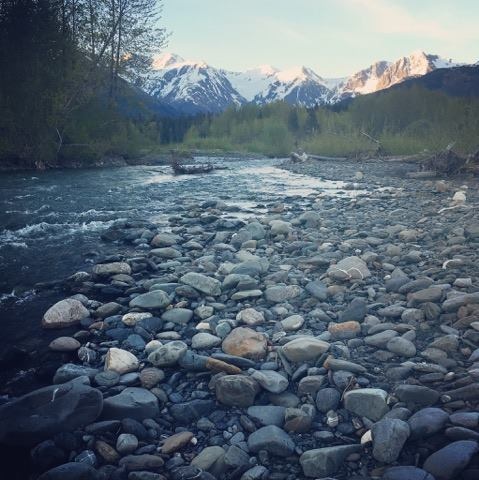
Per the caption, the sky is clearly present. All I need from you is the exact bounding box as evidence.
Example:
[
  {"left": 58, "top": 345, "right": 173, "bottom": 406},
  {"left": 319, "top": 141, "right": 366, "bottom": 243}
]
[{"left": 161, "top": 0, "right": 479, "bottom": 77}]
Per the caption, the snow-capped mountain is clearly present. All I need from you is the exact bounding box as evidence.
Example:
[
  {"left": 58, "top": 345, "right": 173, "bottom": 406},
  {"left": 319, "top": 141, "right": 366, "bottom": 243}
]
[
  {"left": 146, "top": 51, "right": 463, "bottom": 114},
  {"left": 146, "top": 53, "right": 245, "bottom": 114}
]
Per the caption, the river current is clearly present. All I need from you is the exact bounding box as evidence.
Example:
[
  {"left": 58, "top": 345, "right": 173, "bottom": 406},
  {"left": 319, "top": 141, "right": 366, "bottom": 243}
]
[{"left": 0, "top": 157, "right": 359, "bottom": 352}]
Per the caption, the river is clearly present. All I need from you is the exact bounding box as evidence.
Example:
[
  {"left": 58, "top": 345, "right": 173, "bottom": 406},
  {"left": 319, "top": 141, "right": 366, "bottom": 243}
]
[{"left": 0, "top": 157, "right": 360, "bottom": 355}]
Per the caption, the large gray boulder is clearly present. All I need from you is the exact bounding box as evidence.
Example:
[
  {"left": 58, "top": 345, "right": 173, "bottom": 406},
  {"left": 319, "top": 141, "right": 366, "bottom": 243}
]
[
  {"left": 102, "top": 387, "right": 159, "bottom": 421},
  {"left": 0, "top": 379, "right": 103, "bottom": 446}
]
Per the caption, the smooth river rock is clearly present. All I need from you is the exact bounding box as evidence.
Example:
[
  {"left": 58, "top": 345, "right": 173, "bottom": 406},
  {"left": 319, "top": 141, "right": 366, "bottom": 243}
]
[{"left": 42, "top": 298, "right": 89, "bottom": 329}]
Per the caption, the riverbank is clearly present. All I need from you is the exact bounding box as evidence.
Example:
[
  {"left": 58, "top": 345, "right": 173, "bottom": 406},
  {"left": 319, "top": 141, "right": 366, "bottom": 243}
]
[{"left": 1, "top": 157, "right": 478, "bottom": 479}]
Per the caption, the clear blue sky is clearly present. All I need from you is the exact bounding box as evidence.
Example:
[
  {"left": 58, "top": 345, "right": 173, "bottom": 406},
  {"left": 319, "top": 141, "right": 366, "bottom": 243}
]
[{"left": 161, "top": 0, "right": 479, "bottom": 76}]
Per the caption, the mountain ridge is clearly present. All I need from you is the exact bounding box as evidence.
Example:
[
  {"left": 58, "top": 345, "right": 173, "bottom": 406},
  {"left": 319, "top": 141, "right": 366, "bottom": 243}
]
[{"left": 145, "top": 51, "right": 467, "bottom": 114}]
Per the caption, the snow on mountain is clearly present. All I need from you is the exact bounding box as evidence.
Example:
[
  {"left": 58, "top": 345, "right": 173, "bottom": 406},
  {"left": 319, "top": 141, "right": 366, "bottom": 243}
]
[
  {"left": 146, "top": 56, "right": 245, "bottom": 115},
  {"left": 146, "top": 51, "right": 464, "bottom": 114}
]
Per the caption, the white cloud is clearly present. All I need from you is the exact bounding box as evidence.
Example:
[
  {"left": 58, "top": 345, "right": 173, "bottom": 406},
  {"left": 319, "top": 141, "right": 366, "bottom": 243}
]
[{"left": 346, "top": 0, "right": 477, "bottom": 42}]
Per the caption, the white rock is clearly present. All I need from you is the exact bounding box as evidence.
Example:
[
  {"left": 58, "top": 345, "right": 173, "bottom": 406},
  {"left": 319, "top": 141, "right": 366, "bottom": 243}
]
[
  {"left": 270, "top": 220, "right": 292, "bottom": 236},
  {"left": 281, "top": 315, "right": 304, "bottom": 331},
  {"left": 236, "top": 308, "right": 265, "bottom": 326},
  {"left": 122, "top": 312, "right": 152, "bottom": 326},
  {"left": 105, "top": 348, "right": 139, "bottom": 374},
  {"left": 452, "top": 191, "right": 466, "bottom": 204},
  {"left": 93, "top": 262, "right": 131, "bottom": 276},
  {"left": 282, "top": 338, "right": 330, "bottom": 362},
  {"left": 145, "top": 340, "right": 163, "bottom": 353},
  {"left": 42, "top": 298, "right": 89, "bottom": 329}
]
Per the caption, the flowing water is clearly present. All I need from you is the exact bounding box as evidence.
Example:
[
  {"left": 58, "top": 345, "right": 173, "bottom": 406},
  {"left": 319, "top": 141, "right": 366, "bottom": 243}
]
[{"left": 0, "top": 157, "right": 364, "bottom": 352}]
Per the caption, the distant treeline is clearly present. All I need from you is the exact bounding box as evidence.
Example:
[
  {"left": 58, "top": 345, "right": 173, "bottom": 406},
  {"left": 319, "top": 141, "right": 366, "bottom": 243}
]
[{"left": 182, "top": 86, "right": 479, "bottom": 157}]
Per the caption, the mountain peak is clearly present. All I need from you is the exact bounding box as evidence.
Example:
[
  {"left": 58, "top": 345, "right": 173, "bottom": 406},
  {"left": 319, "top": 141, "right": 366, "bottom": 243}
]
[{"left": 152, "top": 52, "right": 185, "bottom": 70}]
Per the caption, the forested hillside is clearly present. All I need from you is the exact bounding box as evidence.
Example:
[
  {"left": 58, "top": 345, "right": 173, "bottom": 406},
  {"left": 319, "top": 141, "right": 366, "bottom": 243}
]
[
  {"left": 0, "top": 0, "right": 173, "bottom": 168},
  {"left": 183, "top": 79, "right": 479, "bottom": 157}
]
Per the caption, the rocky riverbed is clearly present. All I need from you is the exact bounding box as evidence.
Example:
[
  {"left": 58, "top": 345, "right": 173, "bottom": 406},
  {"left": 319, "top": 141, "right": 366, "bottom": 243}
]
[{"left": 0, "top": 157, "right": 478, "bottom": 480}]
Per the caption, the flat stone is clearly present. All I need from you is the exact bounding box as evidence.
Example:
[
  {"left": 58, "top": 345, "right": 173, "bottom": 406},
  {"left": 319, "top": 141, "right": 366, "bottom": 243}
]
[
  {"left": 328, "top": 321, "right": 361, "bottom": 340},
  {"left": 116, "top": 433, "right": 138, "bottom": 454},
  {"left": 339, "top": 297, "right": 367, "bottom": 322},
  {"left": 216, "top": 375, "right": 260, "bottom": 407},
  {"left": 249, "top": 369, "right": 289, "bottom": 393},
  {"left": 343, "top": 388, "right": 389, "bottom": 421},
  {"left": 305, "top": 281, "right": 328, "bottom": 301},
  {"left": 265, "top": 285, "right": 302, "bottom": 303},
  {"left": 180, "top": 272, "right": 222, "bottom": 296},
  {"left": 161, "top": 431, "right": 194, "bottom": 453},
  {"left": 281, "top": 315, "right": 305, "bottom": 331},
  {"left": 395, "top": 385, "right": 439, "bottom": 408},
  {"left": 247, "top": 425, "right": 295, "bottom": 456},
  {"left": 423, "top": 440, "right": 478, "bottom": 480},
  {"left": 129, "top": 291, "right": 171, "bottom": 310},
  {"left": 327, "top": 256, "right": 370, "bottom": 281},
  {"left": 42, "top": 299, "right": 89, "bottom": 329},
  {"left": 387, "top": 337, "right": 417, "bottom": 357},
  {"left": 119, "top": 454, "right": 164, "bottom": 471},
  {"left": 161, "top": 308, "right": 193, "bottom": 325},
  {"left": 102, "top": 387, "right": 159, "bottom": 421},
  {"left": 247, "top": 405, "right": 286, "bottom": 426},
  {"left": 222, "top": 327, "right": 267, "bottom": 360},
  {"left": 282, "top": 338, "right": 330, "bottom": 363},
  {"left": 53, "top": 364, "right": 98, "bottom": 384},
  {"left": 93, "top": 262, "right": 131, "bottom": 277},
  {"left": 300, "top": 445, "right": 362, "bottom": 478},
  {"left": 192, "top": 332, "right": 222, "bottom": 349}
]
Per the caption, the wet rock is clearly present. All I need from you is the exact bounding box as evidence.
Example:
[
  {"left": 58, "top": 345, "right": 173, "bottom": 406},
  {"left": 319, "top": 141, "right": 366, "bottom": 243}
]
[
  {"left": 37, "top": 462, "right": 100, "bottom": 480},
  {"left": 327, "top": 256, "right": 370, "bottom": 281},
  {"left": 236, "top": 308, "right": 265, "bottom": 326},
  {"left": 265, "top": 285, "right": 302, "bottom": 303},
  {"left": 0, "top": 379, "right": 102, "bottom": 446},
  {"left": 382, "top": 466, "right": 435, "bottom": 480},
  {"left": 102, "top": 387, "right": 159, "bottom": 420},
  {"left": 222, "top": 327, "right": 267, "bottom": 360},
  {"left": 423, "top": 440, "right": 478, "bottom": 480},
  {"left": 116, "top": 433, "right": 139, "bottom": 454},
  {"left": 192, "top": 332, "right": 222, "bottom": 349},
  {"left": 93, "top": 262, "right": 131, "bottom": 277},
  {"left": 119, "top": 454, "right": 164, "bottom": 471},
  {"left": 395, "top": 385, "right": 439, "bottom": 408},
  {"left": 247, "top": 425, "right": 295, "bottom": 456},
  {"left": 190, "top": 446, "right": 225, "bottom": 473},
  {"left": 151, "top": 232, "right": 180, "bottom": 247},
  {"left": 139, "top": 367, "right": 164, "bottom": 389},
  {"left": 386, "top": 337, "right": 416, "bottom": 357},
  {"left": 305, "top": 281, "right": 328, "bottom": 301},
  {"left": 42, "top": 298, "right": 89, "bottom": 329},
  {"left": 170, "top": 400, "right": 216, "bottom": 425},
  {"left": 408, "top": 407, "right": 449, "bottom": 440},
  {"left": 282, "top": 338, "right": 330, "bottom": 362},
  {"left": 316, "top": 388, "right": 341, "bottom": 413},
  {"left": 148, "top": 341, "right": 187, "bottom": 367},
  {"left": 216, "top": 375, "right": 260, "bottom": 407},
  {"left": 49, "top": 336, "right": 81, "bottom": 352},
  {"left": 249, "top": 369, "right": 288, "bottom": 393},
  {"left": 105, "top": 347, "right": 139, "bottom": 374},
  {"left": 129, "top": 291, "right": 171, "bottom": 310},
  {"left": 339, "top": 297, "right": 367, "bottom": 322},
  {"left": 180, "top": 272, "right": 222, "bottom": 296},
  {"left": 300, "top": 445, "right": 362, "bottom": 478},
  {"left": 161, "top": 431, "right": 194, "bottom": 453},
  {"left": 247, "top": 405, "right": 286, "bottom": 426},
  {"left": 281, "top": 314, "right": 304, "bottom": 331},
  {"left": 343, "top": 388, "right": 389, "bottom": 421},
  {"left": 161, "top": 308, "right": 193, "bottom": 325},
  {"left": 371, "top": 418, "right": 410, "bottom": 463}
]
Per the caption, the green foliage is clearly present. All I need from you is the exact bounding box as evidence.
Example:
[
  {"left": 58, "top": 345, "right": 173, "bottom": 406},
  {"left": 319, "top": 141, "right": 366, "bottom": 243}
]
[{"left": 182, "top": 86, "right": 479, "bottom": 157}]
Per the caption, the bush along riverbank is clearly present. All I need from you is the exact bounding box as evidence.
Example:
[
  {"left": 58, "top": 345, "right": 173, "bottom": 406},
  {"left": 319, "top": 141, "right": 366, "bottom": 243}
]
[{"left": 1, "top": 159, "right": 479, "bottom": 479}]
